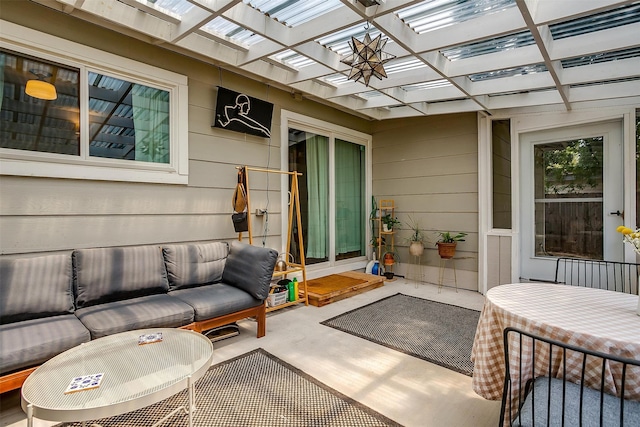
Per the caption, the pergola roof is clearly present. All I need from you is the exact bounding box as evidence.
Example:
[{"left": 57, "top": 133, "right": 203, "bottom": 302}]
[{"left": 33, "top": 0, "right": 640, "bottom": 120}]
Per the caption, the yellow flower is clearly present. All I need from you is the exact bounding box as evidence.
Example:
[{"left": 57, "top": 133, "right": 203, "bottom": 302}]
[
  {"left": 616, "top": 225, "right": 627, "bottom": 233},
  {"left": 621, "top": 227, "right": 633, "bottom": 235}
]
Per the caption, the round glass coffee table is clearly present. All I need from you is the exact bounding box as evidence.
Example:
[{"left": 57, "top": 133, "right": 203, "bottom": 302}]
[{"left": 21, "top": 328, "right": 213, "bottom": 427}]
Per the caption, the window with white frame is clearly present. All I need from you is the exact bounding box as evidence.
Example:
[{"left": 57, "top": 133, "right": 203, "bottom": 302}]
[{"left": 0, "top": 22, "right": 188, "bottom": 184}]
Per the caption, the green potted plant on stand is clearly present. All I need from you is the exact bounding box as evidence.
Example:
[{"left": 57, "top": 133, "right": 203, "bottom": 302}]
[
  {"left": 436, "top": 231, "right": 467, "bottom": 259},
  {"left": 382, "top": 214, "right": 401, "bottom": 232},
  {"left": 404, "top": 215, "right": 426, "bottom": 257}
]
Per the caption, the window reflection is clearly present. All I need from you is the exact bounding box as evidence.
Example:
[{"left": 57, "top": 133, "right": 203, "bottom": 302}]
[
  {"left": 88, "top": 72, "right": 170, "bottom": 163},
  {"left": 0, "top": 48, "right": 80, "bottom": 155}
]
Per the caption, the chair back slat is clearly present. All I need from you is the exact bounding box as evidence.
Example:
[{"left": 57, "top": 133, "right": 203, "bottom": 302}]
[
  {"left": 499, "top": 327, "right": 640, "bottom": 427},
  {"left": 554, "top": 257, "right": 639, "bottom": 294}
]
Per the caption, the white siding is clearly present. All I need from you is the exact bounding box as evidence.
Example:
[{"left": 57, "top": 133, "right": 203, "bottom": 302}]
[{"left": 0, "top": 2, "right": 370, "bottom": 256}]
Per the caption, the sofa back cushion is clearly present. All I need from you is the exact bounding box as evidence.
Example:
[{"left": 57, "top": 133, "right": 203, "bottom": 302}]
[
  {"left": 162, "top": 242, "right": 229, "bottom": 291},
  {"left": 73, "top": 246, "right": 169, "bottom": 309},
  {"left": 0, "top": 254, "right": 74, "bottom": 324},
  {"left": 222, "top": 241, "right": 278, "bottom": 301}
]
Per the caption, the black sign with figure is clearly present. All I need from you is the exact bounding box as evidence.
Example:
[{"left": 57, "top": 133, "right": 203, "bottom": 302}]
[{"left": 213, "top": 87, "right": 273, "bottom": 138}]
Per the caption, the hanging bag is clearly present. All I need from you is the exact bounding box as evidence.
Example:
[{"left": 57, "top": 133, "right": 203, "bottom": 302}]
[{"left": 231, "top": 167, "right": 249, "bottom": 232}]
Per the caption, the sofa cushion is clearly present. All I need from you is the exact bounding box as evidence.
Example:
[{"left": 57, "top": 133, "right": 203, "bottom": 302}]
[
  {"left": 221, "top": 241, "right": 278, "bottom": 301},
  {"left": 514, "top": 376, "right": 640, "bottom": 427},
  {"left": 170, "top": 283, "right": 262, "bottom": 321},
  {"left": 0, "top": 314, "right": 90, "bottom": 374},
  {"left": 74, "top": 294, "right": 194, "bottom": 339},
  {"left": 73, "top": 246, "right": 169, "bottom": 309},
  {"left": 162, "top": 242, "right": 229, "bottom": 291},
  {"left": 0, "top": 254, "right": 74, "bottom": 324}
]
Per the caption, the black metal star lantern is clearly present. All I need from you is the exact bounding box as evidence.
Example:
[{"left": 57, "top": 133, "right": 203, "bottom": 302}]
[{"left": 341, "top": 31, "right": 395, "bottom": 87}]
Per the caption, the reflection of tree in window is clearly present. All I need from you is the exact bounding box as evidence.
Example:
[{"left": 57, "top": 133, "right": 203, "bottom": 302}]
[
  {"left": 541, "top": 138, "right": 603, "bottom": 195},
  {"left": 534, "top": 138, "right": 604, "bottom": 259}
]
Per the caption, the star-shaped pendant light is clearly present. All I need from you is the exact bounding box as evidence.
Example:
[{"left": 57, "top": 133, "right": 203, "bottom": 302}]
[{"left": 340, "top": 31, "right": 395, "bottom": 87}]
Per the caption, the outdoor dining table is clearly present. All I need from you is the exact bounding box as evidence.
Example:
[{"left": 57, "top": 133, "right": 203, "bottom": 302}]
[{"left": 471, "top": 282, "right": 640, "bottom": 418}]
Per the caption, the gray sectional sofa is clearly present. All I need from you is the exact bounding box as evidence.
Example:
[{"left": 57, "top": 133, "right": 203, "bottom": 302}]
[{"left": 0, "top": 240, "right": 278, "bottom": 393}]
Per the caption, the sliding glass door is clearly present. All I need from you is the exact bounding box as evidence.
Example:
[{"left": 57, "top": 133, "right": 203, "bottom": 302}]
[{"left": 288, "top": 128, "right": 366, "bottom": 266}]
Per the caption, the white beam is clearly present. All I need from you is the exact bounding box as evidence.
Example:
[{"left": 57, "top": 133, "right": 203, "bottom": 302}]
[
  {"left": 549, "top": 22, "right": 640, "bottom": 60},
  {"left": 569, "top": 80, "right": 640, "bottom": 103},
  {"left": 172, "top": 0, "right": 243, "bottom": 43},
  {"left": 487, "top": 90, "right": 564, "bottom": 109},
  {"left": 404, "top": 86, "right": 468, "bottom": 104},
  {"left": 531, "top": 0, "right": 634, "bottom": 25},
  {"left": 561, "top": 57, "right": 640, "bottom": 86},
  {"left": 470, "top": 72, "right": 556, "bottom": 96}
]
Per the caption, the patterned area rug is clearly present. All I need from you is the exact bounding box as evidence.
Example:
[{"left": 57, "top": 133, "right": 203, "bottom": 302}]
[
  {"left": 321, "top": 293, "right": 480, "bottom": 376},
  {"left": 56, "top": 348, "right": 400, "bottom": 427}
]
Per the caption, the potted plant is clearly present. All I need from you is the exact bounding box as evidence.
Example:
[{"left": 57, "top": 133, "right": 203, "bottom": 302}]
[
  {"left": 404, "top": 215, "right": 426, "bottom": 256},
  {"left": 382, "top": 248, "right": 400, "bottom": 279},
  {"left": 436, "top": 231, "right": 467, "bottom": 259},
  {"left": 382, "top": 214, "right": 401, "bottom": 232},
  {"left": 369, "top": 235, "right": 385, "bottom": 251}
]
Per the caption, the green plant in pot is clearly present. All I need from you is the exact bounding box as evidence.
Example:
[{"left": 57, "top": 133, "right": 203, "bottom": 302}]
[
  {"left": 404, "top": 215, "right": 426, "bottom": 257},
  {"left": 381, "top": 214, "right": 401, "bottom": 232},
  {"left": 369, "top": 236, "right": 385, "bottom": 252},
  {"left": 436, "top": 231, "right": 467, "bottom": 259}
]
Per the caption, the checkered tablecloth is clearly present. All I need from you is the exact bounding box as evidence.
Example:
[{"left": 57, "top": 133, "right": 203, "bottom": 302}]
[{"left": 471, "top": 283, "right": 640, "bottom": 420}]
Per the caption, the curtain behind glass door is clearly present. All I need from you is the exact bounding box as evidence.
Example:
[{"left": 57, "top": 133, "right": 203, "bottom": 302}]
[
  {"left": 288, "top": 128, "right": 329, "bottom": 265},
  {"left": 335, "top": 139, "right": 365, "bottom": 259}
]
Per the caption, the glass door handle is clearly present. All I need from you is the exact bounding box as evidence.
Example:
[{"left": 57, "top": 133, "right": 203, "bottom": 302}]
[{"left": 609, "top": 210, "right": 624, "bottom": 218}]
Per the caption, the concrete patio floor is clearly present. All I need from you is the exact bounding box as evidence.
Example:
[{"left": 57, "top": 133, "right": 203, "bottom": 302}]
[{"left": 0, "top": 277, "right": 500, "bottom": 427}]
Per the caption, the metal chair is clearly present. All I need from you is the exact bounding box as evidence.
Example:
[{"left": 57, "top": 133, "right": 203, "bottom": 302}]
[
  {"left": 499, "top": 327, "right": 640, "bottom": 427},
  {"left": 554, "top": 257, "right": 639, "bottom": 294}
]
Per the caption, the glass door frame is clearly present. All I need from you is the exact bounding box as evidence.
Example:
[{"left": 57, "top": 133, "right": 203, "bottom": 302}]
[
  {"left": 519, "top": 120, "right": 623, "bottom": 282},
  {"left": 477, "top": 107, "right": 637, "bottom": 295},
  {"left": 280, "top": 110, "right": 372, "bottom": 276}
]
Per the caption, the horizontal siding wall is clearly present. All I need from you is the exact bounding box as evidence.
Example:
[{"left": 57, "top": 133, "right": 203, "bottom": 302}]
[
  {"left": 0, "top": 2, "right": 370, "bottom": 256},
  {"left": 371, "top": 113, "right": 479, "bottom": 291}
]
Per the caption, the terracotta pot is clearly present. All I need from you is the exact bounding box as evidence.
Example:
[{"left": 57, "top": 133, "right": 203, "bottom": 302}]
[
  {"left": 409, "top": 241, "right": 424, "bottom": 256},
  {"left": 437, "top": 242, "right": 457, "bottom": 259},
  {"left": 383, "top": 252, "right": 395, "bottom": 266}
]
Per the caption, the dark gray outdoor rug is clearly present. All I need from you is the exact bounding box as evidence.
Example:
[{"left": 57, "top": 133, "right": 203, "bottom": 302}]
[
  {"left": 56, "top": 348, "right": 400, "bottom": 427},
  {"left": 321, "top": 293, "right": 480, "bottom": 376}
]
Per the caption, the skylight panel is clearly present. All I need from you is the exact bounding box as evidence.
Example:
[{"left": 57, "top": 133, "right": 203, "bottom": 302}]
[
  {"left": 561, "top": 47, "right": 640, "bottom": 68},
  {"left": 360, "top": 91, "right": 384, "bottom": 99},
  {"left": 317, "top": 24, "right": 385, "bottom": 56},
  {"left": 89, "top": 73, "right": 126, "bottom": 91},
  {"left": 384, "top": 58, "right": 426, "bottom": 75},
  {"left": 246, "top": 0, "right": 343, "bottom": 27},
  {"left": 441, "top": 31, "right": 534, "bottom": 61},
  {"left": 272, "top": 50, "right": 316, "bottom": 68},
  {"left": 202, "top": 17, "right": 265, "bottom": 46},
  {"left": 137, "top": 0, "right": 194, "bottom": 19},
  {"left": 402, "top": 80, "right": 452, "bottom": 91},
  {"left": 550, "top": 3, "right": 640, "bottom": 40},
  {"left": 469, "top": 64, "right": 547, "bottom": 82},
  {"left": 396, "top": 0, "right": 515, "bottom": 34},
  {"left": 323, "top": 73, "right": 349, "bottom": 86}
]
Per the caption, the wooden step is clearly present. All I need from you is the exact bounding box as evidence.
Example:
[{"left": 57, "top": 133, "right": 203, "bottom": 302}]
[{"left": 305, "top": 271, "right": 385, "bottom": 307}]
